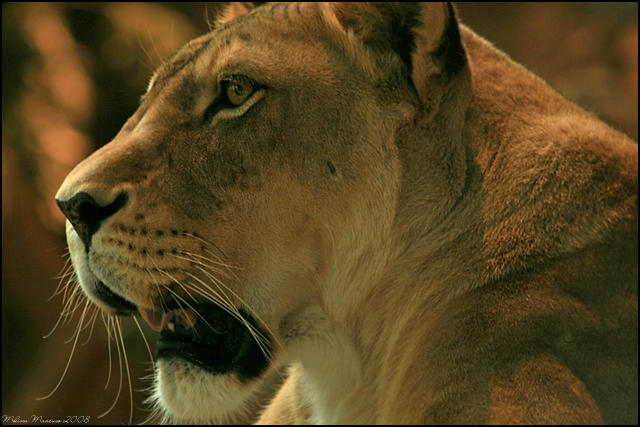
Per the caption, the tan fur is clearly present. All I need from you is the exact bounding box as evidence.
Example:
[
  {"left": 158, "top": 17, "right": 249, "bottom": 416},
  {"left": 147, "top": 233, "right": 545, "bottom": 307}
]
[{"left": 56, "top": 2, "right": 637, "bottom": 424}]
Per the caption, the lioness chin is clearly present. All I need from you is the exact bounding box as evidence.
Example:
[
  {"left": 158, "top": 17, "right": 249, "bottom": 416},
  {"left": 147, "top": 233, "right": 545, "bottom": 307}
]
[{"left": 55, "top": 2, "right": 637, "bottom": 424}]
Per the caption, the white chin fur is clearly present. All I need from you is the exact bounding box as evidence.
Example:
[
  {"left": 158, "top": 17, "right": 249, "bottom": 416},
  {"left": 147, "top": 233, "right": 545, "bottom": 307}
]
[{"left": 147, "top": 359, "right": 261, "bottom": 424}]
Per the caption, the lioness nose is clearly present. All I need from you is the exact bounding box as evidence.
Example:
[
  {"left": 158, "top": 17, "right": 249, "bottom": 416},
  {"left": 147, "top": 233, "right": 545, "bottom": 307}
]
[{"left": 56, "top": 192, "right": 128, "bottom": 249}]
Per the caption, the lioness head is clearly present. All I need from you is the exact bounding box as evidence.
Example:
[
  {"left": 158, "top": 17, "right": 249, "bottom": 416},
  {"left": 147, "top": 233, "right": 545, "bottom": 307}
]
[
  {"left": 55, "top": 2, "right": 454, "bottom": 422},
  {"left": 55, "top": 1, "right": 637, "bottom": 425}
]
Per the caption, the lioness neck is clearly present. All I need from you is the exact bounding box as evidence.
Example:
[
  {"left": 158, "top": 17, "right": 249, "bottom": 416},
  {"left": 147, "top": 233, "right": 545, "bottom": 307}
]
[{"left": 298, "top": 326, "right": 374, "bottom": 424}]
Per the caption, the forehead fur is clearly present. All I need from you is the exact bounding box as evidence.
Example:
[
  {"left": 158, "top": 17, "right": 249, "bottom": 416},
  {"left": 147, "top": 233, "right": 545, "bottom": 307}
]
[
  {"left": 150, "top": 4, "right": 332, "bottom": 86},
  {"left": 214, "top": 2, "right": 401, "bottom": 86},
  {"left": 144, "top": 1, "right": 421, "bottom": 116}
]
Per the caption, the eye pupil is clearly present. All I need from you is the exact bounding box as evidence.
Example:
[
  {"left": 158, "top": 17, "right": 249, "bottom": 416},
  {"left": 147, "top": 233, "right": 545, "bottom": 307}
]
[
  {"left": 226, "top": 78, "right": 253, "bottom": 106},
  {"left": 205, "top": 76, "right": 257, "bottom": 120}
]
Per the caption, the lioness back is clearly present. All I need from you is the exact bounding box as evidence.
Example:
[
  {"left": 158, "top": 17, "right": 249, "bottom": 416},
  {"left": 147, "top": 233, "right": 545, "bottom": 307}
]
[{"left": 55, "top": 2, "right": 637, "bottom": 424}]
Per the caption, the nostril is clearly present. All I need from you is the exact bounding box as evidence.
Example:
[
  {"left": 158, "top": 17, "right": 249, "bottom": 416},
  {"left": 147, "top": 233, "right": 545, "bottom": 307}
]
[{"left": 56, "top": 192, "right": 128, "bottom": 249}]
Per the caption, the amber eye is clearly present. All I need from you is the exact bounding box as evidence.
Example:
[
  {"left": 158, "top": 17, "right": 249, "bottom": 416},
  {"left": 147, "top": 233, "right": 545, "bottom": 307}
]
[
  {"left": 226, "top": 77, "right": 254, "bottom": 106},
  {"left": 204, "top": 76, "right": 259, "bottom": 121}
]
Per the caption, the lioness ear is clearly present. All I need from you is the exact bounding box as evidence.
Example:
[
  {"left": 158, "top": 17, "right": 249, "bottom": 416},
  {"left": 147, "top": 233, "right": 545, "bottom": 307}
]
[
  {"left": 217, "top": 2, "right": 255, "bottom": 25},
  {"left": 327, "top": 2, "right": 466, "bottom": 117}
]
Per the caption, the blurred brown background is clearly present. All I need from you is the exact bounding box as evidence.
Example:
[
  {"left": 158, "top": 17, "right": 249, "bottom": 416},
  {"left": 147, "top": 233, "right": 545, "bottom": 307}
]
[{"left": 2, "top": 2, "right": 637, "bottom": 425}]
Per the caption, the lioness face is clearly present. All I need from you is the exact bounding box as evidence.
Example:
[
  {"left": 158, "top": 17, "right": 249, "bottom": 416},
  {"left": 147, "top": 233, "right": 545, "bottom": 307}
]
[{"left": 55, "top": 3, "right": 403, "bottom": 423}]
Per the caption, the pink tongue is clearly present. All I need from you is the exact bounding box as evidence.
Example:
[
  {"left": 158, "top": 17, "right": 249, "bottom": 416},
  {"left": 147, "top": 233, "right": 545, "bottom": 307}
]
[{"left": 139, "top": 308, "right": 174, "bottom": 332}]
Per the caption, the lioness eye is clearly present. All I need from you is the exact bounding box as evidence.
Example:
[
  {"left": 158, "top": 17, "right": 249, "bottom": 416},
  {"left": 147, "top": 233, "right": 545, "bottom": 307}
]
[
  {"left": 204, "top": 76, "right": 260, "bottom": 120},
  {"left": 226, "top": 78, "right": 253, "bottom": 106}
]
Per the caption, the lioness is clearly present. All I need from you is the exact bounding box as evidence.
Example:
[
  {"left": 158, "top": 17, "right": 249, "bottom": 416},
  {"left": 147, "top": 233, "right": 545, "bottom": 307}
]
[{"left": 55, "top": 2, "right": 637, "bottom": 424}]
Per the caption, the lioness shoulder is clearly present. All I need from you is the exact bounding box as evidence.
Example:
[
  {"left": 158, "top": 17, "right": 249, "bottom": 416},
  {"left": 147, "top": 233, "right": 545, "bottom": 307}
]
[{"left": 55, "top": 2, "right": 637, "bottom": 424}]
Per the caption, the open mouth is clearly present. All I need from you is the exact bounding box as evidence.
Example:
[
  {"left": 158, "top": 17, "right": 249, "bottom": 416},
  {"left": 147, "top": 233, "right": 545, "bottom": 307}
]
[
  {"left": 147, "top": 304, "right": 271, "bottom": 378},
  {"left": 95, "top": 281, "right": 271, "bottom": 380}
]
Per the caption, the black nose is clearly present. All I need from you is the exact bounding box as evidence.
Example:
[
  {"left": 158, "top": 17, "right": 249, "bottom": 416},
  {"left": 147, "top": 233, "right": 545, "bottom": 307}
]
[{"left": 56, "top": 192, "right": 128, "bottom": 249}]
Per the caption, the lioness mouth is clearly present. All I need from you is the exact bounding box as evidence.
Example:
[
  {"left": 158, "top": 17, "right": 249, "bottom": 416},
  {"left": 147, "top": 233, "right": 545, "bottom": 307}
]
[
  {"left": 148, "top": 304, "right": 270, "bottom": 378},
  {"left": 96, "top": 281, "right": 271, "bottom": 379}
]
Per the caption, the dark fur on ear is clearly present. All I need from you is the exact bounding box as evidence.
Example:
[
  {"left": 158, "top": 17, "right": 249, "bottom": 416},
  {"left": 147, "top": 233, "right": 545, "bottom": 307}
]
[{"left": 327, "top": 2, "right": 468, "bottom": 119}]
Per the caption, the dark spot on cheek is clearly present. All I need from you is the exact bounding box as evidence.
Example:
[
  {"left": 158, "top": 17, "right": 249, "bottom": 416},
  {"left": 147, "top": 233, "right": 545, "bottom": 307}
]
[{"left": 327, "top": 161, "right": 338, "bottom": 177}]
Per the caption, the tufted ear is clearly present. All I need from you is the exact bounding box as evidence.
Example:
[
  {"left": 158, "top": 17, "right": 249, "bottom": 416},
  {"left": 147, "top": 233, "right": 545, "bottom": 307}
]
[
  {"left": 216, "top": 2, "right": 255, "bottom": 25},
  {"left": 326, "top": 2, "right": 467, "bottom": 118}
]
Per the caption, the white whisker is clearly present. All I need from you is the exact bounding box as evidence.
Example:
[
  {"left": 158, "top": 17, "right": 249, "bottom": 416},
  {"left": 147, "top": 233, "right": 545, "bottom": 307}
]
[
  {"left": 80, "top": 307, "right": 101, "bottom": 346},
  {"left": 97, "top": 316, "right": 124, "bottom": 420},
  {"left": 37, "top": 298, "right": 92, "bottom": 400},
  {"left": 103, "top": 316, "right": 114, "bottom": 390},
  {"left": 132, "top": 313, "right": 156, "bottom": 375}
]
